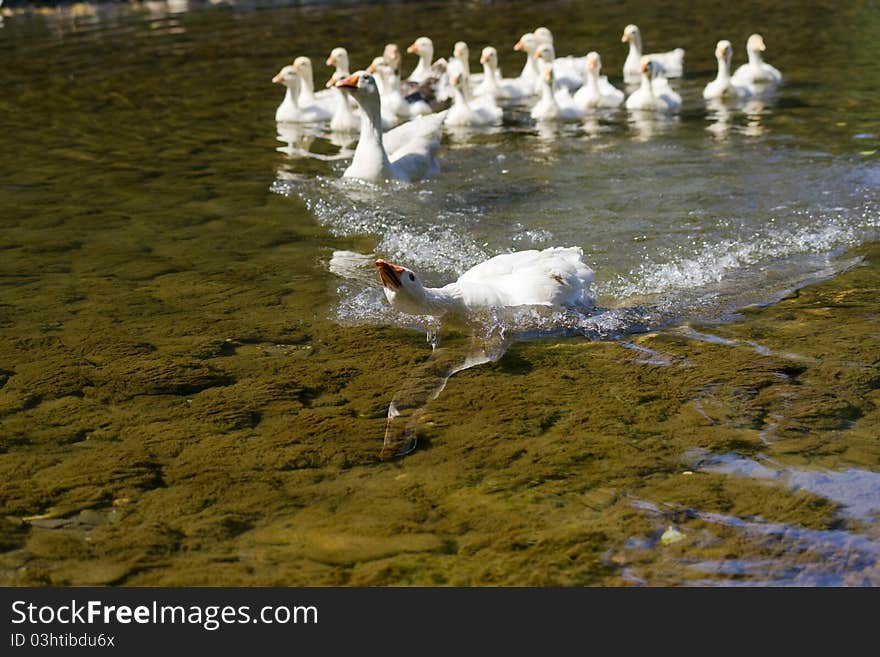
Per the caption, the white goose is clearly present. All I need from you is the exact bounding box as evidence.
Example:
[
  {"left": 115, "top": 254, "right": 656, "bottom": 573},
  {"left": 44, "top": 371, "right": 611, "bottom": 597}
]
[
  {"left": 325, "top": 71, "right": 360, "bottom": 132},
  {"left": 573, "top": 51, "right": 624, "bottom": 109},
  {"left": 704, "top": 40, "right": 752, "bottom": 100},
  {"left": 272, "top": 65, "right": 332, "bottom": 123},
  {"left": 336, "top": 71, "right": 444, "bottom": 182},
  {"left": 622, "top": 24, "right": 684, "bottom": 81},
  {"left": 444, "top": 67, "right": 503, "bottom": 127},
  {"left": 473, "top": 46, "right": 526, "bottom": 100},
  {"left": 513, "top": 32, "right": 542, "bottom": 96},
  {"left": 625, "top": 57, "right": 682, "bottom": 113},
  {"left": 731, "top": 34, "right": 782, "bottom": 86},
  {"left": 367, "top": 57, "right": 432, "bottom": 120},
  {"left": 533, "top": 26, "right": 588, "bottom": 91},
  {"left": 406, "top": 36, "right": 442, "bottom": 83},
  {"left": 531, "top": 45, "right": 584, "bottom": 121},
  {"left": 292, "top": 56, "right": 337, "bottom": 113},
  {"left": 375, "top": 247, "right": 595, "bottom": 318}
]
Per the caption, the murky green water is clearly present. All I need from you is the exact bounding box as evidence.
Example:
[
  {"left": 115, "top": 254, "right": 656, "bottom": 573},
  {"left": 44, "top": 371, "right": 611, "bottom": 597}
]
[{"left": 0, "top": 1, "right": 878, "bottom": 586}]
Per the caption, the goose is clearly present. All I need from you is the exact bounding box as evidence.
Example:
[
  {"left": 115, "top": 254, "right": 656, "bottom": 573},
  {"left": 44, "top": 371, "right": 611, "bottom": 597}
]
[
  {"left": 444, "top": 68, "right": 503, "bottom": 127},
  {"left": 375, "top": 247, "right": 595, "bottom": 319},
  {"left": 406, "top": 36, "right": 442, "bottom": 83},
  {"left": 625, "top": 57, "right": 682, "bottom": 113},
  {"left": 367, "top": 57, "right": 432, "bottom": 119},
  {"left": 336, "top": 71, "right": 444, "bottom": 182},
  {"left": 473, "top": 46, "right": 526, "bottom": 100},
  {"left": 513, "top": 32, "right": 542, "bottom": 96},
  {"left": 531, "top": 52, "right": 584, "bottom": 122},
  {"left": 292, "top": 56, "right": 337, "bottom": 113},
  {"left": 450, "top": 41, "right": 474, "bottom": 98},
  {"left": 731, "top": 34, "right": 782, "bottom": 86},
  {"left": 325, "top": 71, "right": 361, "bottom": 132},
  {"left": 272, "top": 65, "right": 333, "bottom": 123},
  {"left": 703, "top": 40, "right": 752, "bottom": 100},
  {"left": 622, "top": 24, "right": 684, "bottom": 81},
  {"left": 533, "top": 26, "right": 588, "bottom": 91},
  {"left": 573, "top": 52, "right": 624, "bottom": 109}
]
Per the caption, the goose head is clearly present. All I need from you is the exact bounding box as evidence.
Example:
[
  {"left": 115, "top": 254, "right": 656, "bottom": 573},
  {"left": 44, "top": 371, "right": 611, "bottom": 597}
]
[
  {"left": 514, "top": 32, "right": 537, "bottom": 54},
  {"left": 336, "top": 71, "right": 381, "bottom": 105},
  {"left": 640, "top": 56, "right": 659, "bottom": 80},
  {"left": 746, "top": 33, "right": 767, "bottom": 64},
  {"left": 407, "top": 36, "right": 433, "bottom": 60},
  {"left": 534, "top": 43, "right": 555, "bottom": 67},
  {"left": 292, "top": 56, "right": 314, "bottom": 81},
  {"left": 747, "top": 33, "right": 766, "bottom": 55},
  {"left": 383, "top": 43, "right": 402, "bottom": 73},
  {"left": 272, "top": 64, "right": 300, "bottom": 91},
  {"left": 375, "top": 260, "right": 430, "bottom": 314},
  {"left": 622, "top": 24, "right": 642, "bottom": 50},
  {"left": 453, "top": 40, "right": 469, "bottom": 65},
  {"left": 586, "top": 51, "right": 602, "bottom": 74},
  {"left": 480, "top": 46, "right": 498, "bottom": 69},
  {"left": 715, "top": 39, "right": 733, "bottom": 72},
  {"left": 326, "top": 47, "right": 349, "bottom": 72},
  {"left": 534, "top": 26, "right": 554, "bottom": 47}
]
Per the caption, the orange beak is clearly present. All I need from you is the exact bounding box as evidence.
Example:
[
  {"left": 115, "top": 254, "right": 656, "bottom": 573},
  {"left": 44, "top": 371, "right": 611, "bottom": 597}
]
[
  {"left": 272, "top": 70, "right": 286, "bottom": 84},
  {"left": 326, "top": 54, "right": 336, "bottom": 66},
  {"left": 480, "top": 53, "right": 489, "bottom": 64},
  {"left": 621, "top": 32, "right": 629, "bottom": 43},
  {"left": 376, "top": 260, "right": 404, "bottom": 289},
  {"left": 406, "top": 42, "right": 418, "bottom": 54},
  {"left": 514, "top": 39, "right": 524, "bottom": 51},
  {"left": 325, "top": 75, "right": 336, "bottom": 88},
  {"left": 336, "top": 73, "right": 360, "bottom": 89}
]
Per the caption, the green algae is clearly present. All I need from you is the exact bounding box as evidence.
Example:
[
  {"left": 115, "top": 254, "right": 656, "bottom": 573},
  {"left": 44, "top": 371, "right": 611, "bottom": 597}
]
[{"left": 1, "top": 242, "right": 878, "bottom": 586}]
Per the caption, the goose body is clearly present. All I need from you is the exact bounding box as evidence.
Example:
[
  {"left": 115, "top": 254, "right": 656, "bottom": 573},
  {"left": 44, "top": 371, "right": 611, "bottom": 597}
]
[
  {"left": 272, "top": 65, "right": 333, "bottom": 123},
  {"left": 625, "top": 57, "right": 682, "bottom": 113},
  {"left": 703, "top": 40, "right": 752, "bottom": 100},
  {"left": 622, "top": 24, "right": 684, "bottom": 80},
  {"left": 376, "top": 247, "right": 595, "bottom": 318},
  {"left": 573, "top": 51, "right": 624, "bottom": 109},
  {"left": 731, "top": 33, "right": 782, "bottom": 86},
  {"left": 533, "top": 26, "right": 588, "bottom": 91},
  {"left": 337, "top": 71, "right": 443, "bottom": 183}
]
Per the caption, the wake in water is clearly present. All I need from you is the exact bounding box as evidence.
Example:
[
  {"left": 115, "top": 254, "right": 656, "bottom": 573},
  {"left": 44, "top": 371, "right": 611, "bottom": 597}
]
[{"left": 272, "top": 153, "right": 879, "bottom": 457}]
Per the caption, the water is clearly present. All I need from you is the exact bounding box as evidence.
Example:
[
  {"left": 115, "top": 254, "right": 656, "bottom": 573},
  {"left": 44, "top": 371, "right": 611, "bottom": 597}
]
[{"left": 0, "top": 0, "right": 878, "bottom": 587}]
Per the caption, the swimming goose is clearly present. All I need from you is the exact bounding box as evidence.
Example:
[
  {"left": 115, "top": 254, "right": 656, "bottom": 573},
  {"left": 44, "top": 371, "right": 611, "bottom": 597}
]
[
  {"left": 444, "top": 68, "right": 503, "bottom": 127},
  {"left": 533, "top": 26, "right": 588, "bottom": 91},
  {"left": 625, "top": 57, "right": 682, "bottom": 113},
  {"left": 704, "top": 40, "right": 752, "bottom": 100},
  {"left": 325, "top": 71, "right": 360, "bottom": 132},
  {"left": 513, "top": 32, "right": 542, "bottom": 96},
  {"left": 272, "top": 65, "right": 332, "bottom": 123},
  {"left": 450, "top": 41, "right": 474, "bottom": 98},
  {"left": 731, "top": 34, "right": 782, "bottom": 85},
  {"left": 473, "top": 46, "right": 526, "bottom": 100},
  {"left": 336, "top": 71, "right": 443, "bottom": 182},
  {"left": 292, "top": 56, "right": 337, "bottom": 113},
  {"left": 622, "top": 24, "right": 684, "bottom": 80},
  {"left": 376, "top": 247, "right": 595, "bottom": 318},
  {"left": 406, "top": 36, "right": 441, "bottom": 83},
  {"left": 531, "top": 52, "right": 584, "bottom": 122},
  {"left": 573, "top": 52, "right": 624, "bottom": 109},
  {"left": 367, "top": 57, "right": 432, "bottom": 119}
]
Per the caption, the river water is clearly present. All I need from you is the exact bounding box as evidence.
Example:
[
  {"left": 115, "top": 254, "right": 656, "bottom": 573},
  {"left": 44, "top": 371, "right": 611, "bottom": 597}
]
[{"left": 0, "top": 0, "right": 878, "bottom": 586}]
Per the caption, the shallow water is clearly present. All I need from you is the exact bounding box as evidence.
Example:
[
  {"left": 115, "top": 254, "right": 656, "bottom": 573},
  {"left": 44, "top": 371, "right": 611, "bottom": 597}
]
[{"left": 0, "top": 0, "right": 878, "bottom": 586}]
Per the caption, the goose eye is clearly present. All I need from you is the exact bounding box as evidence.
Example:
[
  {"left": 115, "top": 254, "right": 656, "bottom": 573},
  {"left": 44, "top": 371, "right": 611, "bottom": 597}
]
[{"left": 409, "top": 273, "right": 415, "bottom": 281}]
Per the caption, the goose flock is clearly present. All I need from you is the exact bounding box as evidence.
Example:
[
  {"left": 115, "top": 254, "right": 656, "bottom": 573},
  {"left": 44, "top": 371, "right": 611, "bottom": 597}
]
[{"left": 273, "top": 25, "right": 783, "bottom": 319}]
